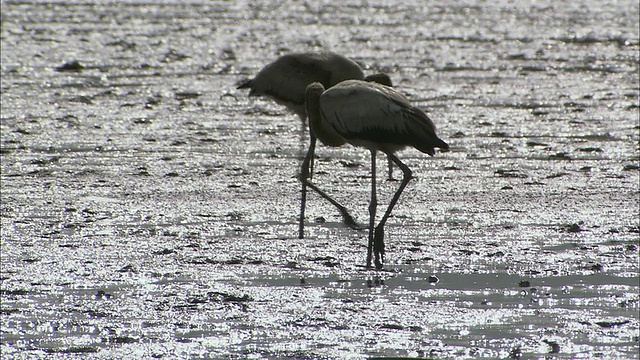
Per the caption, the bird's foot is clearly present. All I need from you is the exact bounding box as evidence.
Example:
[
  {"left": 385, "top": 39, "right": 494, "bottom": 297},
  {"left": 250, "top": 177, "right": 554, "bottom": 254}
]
[
  {"left": 373, "top": 226, "right": 385, "bottom": 269},
  {"left": 374, "top": 256, "right": 383, "bottom": 270}
]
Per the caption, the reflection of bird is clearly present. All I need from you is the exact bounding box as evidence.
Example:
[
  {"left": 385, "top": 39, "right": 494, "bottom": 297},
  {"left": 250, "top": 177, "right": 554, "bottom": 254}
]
[
  {"left": 300, "top": 80, "right": 449, "bottom": 269},
  {"left": 237, "top": 52, "right": 398, "bottom": 183}
]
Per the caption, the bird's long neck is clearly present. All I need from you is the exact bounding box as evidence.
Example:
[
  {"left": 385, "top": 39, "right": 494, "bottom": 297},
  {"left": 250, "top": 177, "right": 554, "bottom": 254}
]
[{"left": 305, "top": 87, "right": 346, "bottom": 148}]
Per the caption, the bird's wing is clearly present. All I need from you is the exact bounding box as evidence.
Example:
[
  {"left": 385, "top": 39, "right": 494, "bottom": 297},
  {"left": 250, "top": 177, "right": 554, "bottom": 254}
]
[{"left": 320, "top": 80, "right": 447, "bottom": 155}]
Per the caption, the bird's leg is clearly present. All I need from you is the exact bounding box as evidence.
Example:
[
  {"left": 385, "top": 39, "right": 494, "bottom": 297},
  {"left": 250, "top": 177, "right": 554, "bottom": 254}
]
[
  {"left": 298, "top": 135, "right": 359, "bottom": 238},
  {"left": 298, "top": 134, "right": 316, "bottom": 239},
  {"left": 387, "top": 155, "right": 394, "bottom": 181},
  {"left": 309, "top": 151, "right": 315, "bottom": 180},
  {"left": 374, "top": 153, "right": 413, "bottom": 269},
  {"left": 302, "top": 134, "right": 317, "bottom": 179},
  {"left": 303, "top": 181, "right": 359, "bottom": 229},
  {"left": 366, "top": 150, "right": 377, "bottom": 269},
  {"left": 299, "top": 116, "right": 315, "bottom": 180}
]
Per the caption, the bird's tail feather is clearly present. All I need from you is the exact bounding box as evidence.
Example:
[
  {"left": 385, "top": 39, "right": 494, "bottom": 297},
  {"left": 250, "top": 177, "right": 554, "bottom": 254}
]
[
  {"left": 236, "top": 79, "right": 253, "bottom": 90},
  {"left": 415, "top": 137, "right": 449, "bottom": 156},
  {"left": 435, "top": 137, "right": 449, "bottom": 150}
]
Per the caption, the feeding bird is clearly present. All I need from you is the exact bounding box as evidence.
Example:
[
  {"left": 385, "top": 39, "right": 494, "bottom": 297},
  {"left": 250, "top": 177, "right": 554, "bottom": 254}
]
[
  {"left": 237, "top": 51, "right": 391, "bottom": 121},
  {"left": 299, "top": 80, "right": 449, "bottom": 269},
  {"left": 237, "top": 51, "right": 397, "bottom": 190}
]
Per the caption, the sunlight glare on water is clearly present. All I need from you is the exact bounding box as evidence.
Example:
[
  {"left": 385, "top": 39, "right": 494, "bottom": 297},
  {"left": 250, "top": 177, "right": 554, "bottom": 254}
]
[{"left": 1, "top": 0, "right": 638, "bottom": 358}]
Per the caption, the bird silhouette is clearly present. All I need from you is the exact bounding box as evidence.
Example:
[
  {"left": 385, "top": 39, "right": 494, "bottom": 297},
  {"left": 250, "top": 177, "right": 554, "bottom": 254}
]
[
  {"left": 300, "top": 80, "right": 449, "bottom": 269},
  {"left": 237, "top": 51, "right": 391, "bottom": 121}
]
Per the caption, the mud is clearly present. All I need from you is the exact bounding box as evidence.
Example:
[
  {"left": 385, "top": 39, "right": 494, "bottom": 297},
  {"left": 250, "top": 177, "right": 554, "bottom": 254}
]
[{"left": 1, "top": 0, "right": 639, "bottom": 358}]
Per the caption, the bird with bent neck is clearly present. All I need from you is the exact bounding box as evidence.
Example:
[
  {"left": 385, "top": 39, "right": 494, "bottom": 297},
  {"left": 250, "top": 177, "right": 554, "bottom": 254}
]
[{"left": 300, "top": 80, "right": 449, "bottom": 269}]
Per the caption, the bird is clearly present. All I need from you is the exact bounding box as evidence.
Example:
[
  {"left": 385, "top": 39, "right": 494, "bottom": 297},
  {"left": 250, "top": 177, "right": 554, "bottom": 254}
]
[
  {"left": 299, "top": 80, "right": 449, "bottom": 269},
  {"left": 237, "top": 51, "right": 392, "bottom": 122},
  {"left": 237, "top": 51, "right": 397, "bottom": 232}
]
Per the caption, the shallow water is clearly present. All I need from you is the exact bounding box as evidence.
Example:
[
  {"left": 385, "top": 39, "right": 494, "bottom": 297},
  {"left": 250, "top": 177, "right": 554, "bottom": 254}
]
[{"left": 1, "top": 0, "right": 639, "bottom": 358}]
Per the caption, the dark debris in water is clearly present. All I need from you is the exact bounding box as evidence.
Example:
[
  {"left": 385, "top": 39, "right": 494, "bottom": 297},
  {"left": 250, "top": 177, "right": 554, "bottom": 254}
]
[
  {"left": 578, "top": 147, "right": 603, "bottom": 153},
  {"left": 565, "top": 223, "right": 584, "bottom": 233},
  {"left": 175, "top": 91, "right": 202, "bottom": 100},
  {"left": 68, "top": 95, "right": 93, "bottom": 104},
  {"left": 0, "top": 308, "right": 21, "bottom": 315},
  {"left": 160, "top": 49, "right": 189, "bottom": 63},
  {"left": 542, "top": 339, "right": 561, "bottom": 354},
  {"left": 117, "top": 264, "right": 136, "bottom": 273},
  {"left": 111, "top": 336, "right": 139, "bottom": 344},
  {"left": 339, "top": 160, "right": 362, "bottom": 168},
  {"left": 1, "top": 289, "right": 29, "bottom": 296},
  {"left": 545, "top": 172, "right": 569, "bottom": 179},
  {"left": 95, "top": 290, "right": 112, "bottom": 300},
  {"left": 310, "top": 256, "right": 340, "bottom": 267},
  {"left": 549, "top": 152, "right": 572, "bottom": 160},
  {"left": 379, "top": 323, "right": 405, "bottom": 331},
  {"left": 366, "top": 278, "right": 385, "bottom": 288},
  {"left": 495, "top": 169, "right": 528, "bottom": 178},
  {"left": 208, "top": 291, "right": 253, "bottom": 303},
  {"left": 581, "top": 320, "right": 632, "bottom": 328},
  {"left": 55, "top": 60, "right": 84, "bottom": 72},
  {"left": 153, "top": 248, "right": 175, "bottom": 255},
  {"left": 589, "top": 263, "right": 604, "bottom": 271}
]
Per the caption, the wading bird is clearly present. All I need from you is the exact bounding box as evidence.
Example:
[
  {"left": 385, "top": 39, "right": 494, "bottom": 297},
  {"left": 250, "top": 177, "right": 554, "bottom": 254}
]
[
  {"left": 237, "top": 51, "right": 391, "bottom": 122},
  {"left": 300, "top": 80, "right": 449, "bottom": 269},
  {"left": 237, "top": 52, "right": 397, "bottom": 219}
]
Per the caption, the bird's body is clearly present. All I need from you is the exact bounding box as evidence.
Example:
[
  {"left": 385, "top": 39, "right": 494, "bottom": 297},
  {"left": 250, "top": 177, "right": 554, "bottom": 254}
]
[
  {"left": 315, "top": 80, "right": 447, "bottom": 155},
  {"left": 300, "top": 80, "right": 449, "bottom": 269},
  {"left": 238, "top": 52, "right": 373, "bottom": 120}
]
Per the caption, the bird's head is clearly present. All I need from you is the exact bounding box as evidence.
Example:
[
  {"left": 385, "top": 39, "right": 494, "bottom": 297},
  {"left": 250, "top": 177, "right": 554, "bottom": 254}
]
[
  {"left": 364, "top": 73, "right": 393, "bottom": 87},
  {"left": 305, "top": 82, "right": 326, "bottom": 99}
]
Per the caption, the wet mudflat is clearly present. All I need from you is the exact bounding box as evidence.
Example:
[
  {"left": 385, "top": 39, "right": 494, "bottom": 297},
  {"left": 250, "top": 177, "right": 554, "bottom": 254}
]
[{"left": 1, "top": 0, "right": 639, "bottom": 358}]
